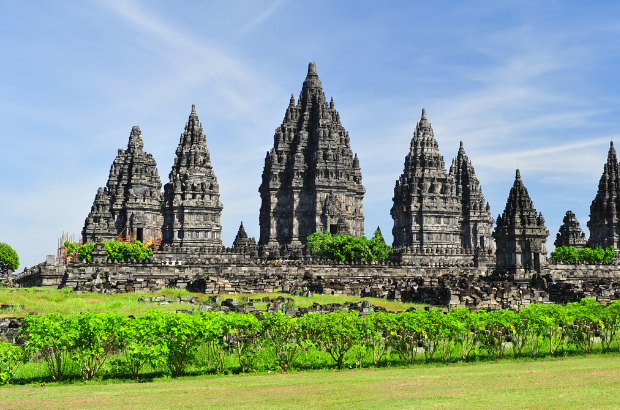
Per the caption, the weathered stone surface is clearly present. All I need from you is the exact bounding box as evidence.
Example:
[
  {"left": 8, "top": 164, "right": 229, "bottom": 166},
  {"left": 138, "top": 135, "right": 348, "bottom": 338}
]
[
  {"left": 391, "top": 109, "right": 462, "bottom": 252},
  {"left": 588, "top": 141, "right": 620, "bottom": 249},
  {"left": 493, "top": 169, "right": 549, "bottom": 277},
  {"left": 162, "top": 105, "right": 223, "bottom": 247},
  {"left": 259, "top": 62, "right": 365, "bottom": 247},
  {"left": 449, "top": 141, "right": 494, "bottom": 253},
  {"left": 555, "top": 210, "right": 587, "bottom": 248},
  {"left": 82, "top": 126, "right": 163, "bottom": 243}
]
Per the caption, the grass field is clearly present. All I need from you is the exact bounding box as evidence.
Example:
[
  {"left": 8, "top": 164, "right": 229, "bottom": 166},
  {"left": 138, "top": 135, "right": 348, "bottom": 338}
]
[
  {"left": 1, "top": 356, "right": 619, "bottom": 409},
  {"left": 0, "top": 287, "right": 426, "bottom": 317}
]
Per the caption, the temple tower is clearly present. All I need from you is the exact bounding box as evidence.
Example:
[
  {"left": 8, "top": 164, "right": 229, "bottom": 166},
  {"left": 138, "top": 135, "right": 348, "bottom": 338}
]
[
  {"left": 82, "top": 126, "right": 163, "bottom": 243},
  {"left": 493, "top": 169, "right": 549, "bottom": 276},
  {"left": 555, "top": 211, "right": 587, "bottom": 248},
  {"left": 390, "top": 109, "right": 462, "bottom": 251},
  {"left": 162, "top": 105, "right": 223, "bottom": 247},
  {"left": 448, "top": 141, "right": 494, "bottom": 252},
  {"left": 259, "top": 62, "right": 365, "bottom": 246},
  {"left": 587, "top": 142, "right": 620, "bottom": 249}
]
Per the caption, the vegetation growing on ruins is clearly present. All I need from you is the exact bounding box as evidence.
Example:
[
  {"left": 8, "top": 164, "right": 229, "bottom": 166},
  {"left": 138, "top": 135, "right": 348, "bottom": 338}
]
[
  {"left": 306, "top": 230, "right": 392, "bottom": 262},
  {"left": 0, "top": 243, "right": 19, "bottom": 275},
  {"left": 2, "top": 298, "right": 620, "bottom": 385},
  {"left": 549, "top": 245, "right": 615, "bottom": 264},
  {"left": 64, "top": 239, "right": 153, "bottom": 262}
]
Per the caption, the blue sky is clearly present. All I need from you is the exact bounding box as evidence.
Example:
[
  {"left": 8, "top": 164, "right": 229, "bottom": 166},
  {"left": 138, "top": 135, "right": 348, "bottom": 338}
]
[{"left": 2, "top": 0, "right": 620, "bottom": 270}]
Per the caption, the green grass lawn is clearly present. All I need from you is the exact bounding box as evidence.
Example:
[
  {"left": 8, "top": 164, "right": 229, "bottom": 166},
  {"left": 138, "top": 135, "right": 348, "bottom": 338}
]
[
  {"left": 2, "top": 356, "right": 620, "bottom": 409},
  {"left": 0, "top": 287, "right": 427, "bottom": 317}
]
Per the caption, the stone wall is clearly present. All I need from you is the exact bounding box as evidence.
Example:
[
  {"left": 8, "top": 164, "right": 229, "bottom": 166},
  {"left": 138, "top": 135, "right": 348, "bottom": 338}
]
[{"left": 12, "top": 254, "right": 620, "bottom": 310}]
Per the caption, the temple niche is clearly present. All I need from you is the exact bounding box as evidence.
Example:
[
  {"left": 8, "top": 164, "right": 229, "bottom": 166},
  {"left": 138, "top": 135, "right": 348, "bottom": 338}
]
[
  {"left": 162, "top": 105, "right": 223, "bottom": 247},
  {"left": 555, "top": 211, "right": 587, "bottom": 248},
  {"left": 587, "top": 141, "right": 620, "bottom": 249},
  {"left": 448, "top": 141, "right": 494, "bottom": 253},
  {"left": 493, "top": 169, "right": 549, "bottom": 277},
  {"left": 390, "top": 109, "right": 462, "bottom": 253},
  {"left": 82, "top": 126, "right": 163, "bottom": 243},
  {"left": 258, "top": 62, "right": 365, "bottom": 247}
]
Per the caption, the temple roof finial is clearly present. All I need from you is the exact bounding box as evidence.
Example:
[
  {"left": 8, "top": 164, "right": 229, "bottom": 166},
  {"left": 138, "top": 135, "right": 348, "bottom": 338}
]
[
  {"left": 191, "top": 104, "right": 196, "bottom": 114},
  {"left": 308, "top": 61, "right": 317, "bottom": 75},
  {"left": 516, "top": 169, "right": 521, "bottom": 179},
  {"left": 421, "top": 108, "right": 427, "bottom": 120}
]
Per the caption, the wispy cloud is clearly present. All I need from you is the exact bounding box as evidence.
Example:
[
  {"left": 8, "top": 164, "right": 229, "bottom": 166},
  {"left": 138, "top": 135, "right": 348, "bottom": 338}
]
[{"left": 234, "top": 0, "right": 287, "bottom": 40}]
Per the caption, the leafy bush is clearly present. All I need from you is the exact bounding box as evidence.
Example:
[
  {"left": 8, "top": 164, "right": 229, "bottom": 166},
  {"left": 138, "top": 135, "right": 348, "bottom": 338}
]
[
  {"left": 0, "top": 342, "right": 25, "bottom": 384},
  {"left": 23, "top": 313, "right": 78, "bottom": 381},
  {"left": 0, "top": 243, "right": 19, "bottom": 274},
  {"left": 64, "top": 239, "right": 153, "bottom": 262},
  {"left": 550, "top": 246, "right": 615, "bottom": 264},
  {"left": 306, "top": 230, "right": 393, "bottom": 262},
  {"left": 8, "top": 300, "right": 620, "bottom": 382}
]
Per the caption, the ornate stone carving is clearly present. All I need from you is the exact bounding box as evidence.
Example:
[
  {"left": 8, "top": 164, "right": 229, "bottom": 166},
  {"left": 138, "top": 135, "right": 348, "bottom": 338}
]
[
  {"left": 449, "top": 141, "right": 494, "bottom": 253},
  {"left": 162, "top": 105, "right": 223, "bottom": 247},
  {"left": 555, "top": 210, "right": 587, "bottom": 248},
  {"left": 390, "top": 109, "right": 462, "bottom": 252},
  {"left": 82, "top": 126, "right": 162, "bottom": 243},
  {"left": 588, "top": 141, "right": 620, "bottom": 249},
  {"left": 259, "top": 62, "right": 365, "bottom": 246},
  {"left": 493, "top": 169, "right": 549, "bottom": 276}
]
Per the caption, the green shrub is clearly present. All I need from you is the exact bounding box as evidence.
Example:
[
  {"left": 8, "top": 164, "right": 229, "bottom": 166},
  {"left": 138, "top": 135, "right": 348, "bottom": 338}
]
[
  {"left": 0, "top": 243, "right": 19, "bottom": 274},
  {"left": 0, "top": 342, "right": 25, "bottom": 384},
  {"left": 64, "top": 239, "right": 153, "bottom": 262},
  {"left": 550, "top": 246, "right": 614, "bottom": 264},
  {"left": 306, "top": 230, "right": 393, "bottom": 262}
]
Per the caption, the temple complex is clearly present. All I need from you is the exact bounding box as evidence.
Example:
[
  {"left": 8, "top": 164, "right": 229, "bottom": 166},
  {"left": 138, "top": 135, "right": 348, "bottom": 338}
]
[
  {"left": 258, "top": 62, "right": 365, "bottom": 247},
  {"left": 162, "top": 105, "right": 223, "bottom": 247},
  {"left": 82, "top": 126, "right": 162, "bottom": 243},
  {"left": 587, "top": 141, "right": 620, "bottom": 249},
  {"left": 449, "top": 141, "right": 494, "bottom": 252},
  {"left": 493, "top": 170, "right": 548, "bottom": 276},
  {"left": 390, "top": 109, "right": 462, "bottom": 252},
  {"left": 555, "top": 211, "right": 587, "bottom": 248}
]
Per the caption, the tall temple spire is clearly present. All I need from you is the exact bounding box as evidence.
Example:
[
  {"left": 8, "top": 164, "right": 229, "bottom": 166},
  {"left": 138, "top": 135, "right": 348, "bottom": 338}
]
[
  {"left": 588, "top": 141, "right": 620, "bottom": 249},
  {"left": 391, "top": 109, "right": 461, "bottom": 251},
  {"left": 82, "top": 126, "right": 162, "bottom": 244},
  {"left": 259, "top": 62, "right": 365, "bottom": 247},
  {"left": 449, "top": 141, "right": 494, "bottom": 251},
  {"left": 162, "top": 105, "right": 223, "bottom": 247},
  {"left": 493, "top": 169, "right": 548, "bottom": 276}
]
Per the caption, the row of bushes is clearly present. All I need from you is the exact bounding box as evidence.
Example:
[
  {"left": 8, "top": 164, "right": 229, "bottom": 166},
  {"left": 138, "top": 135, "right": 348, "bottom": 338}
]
[
  {"left": 306, "top": 230, "right": 393, "bottom": 262},
  {"left": 64, "top": 239, "right": 153, "bottom": 262},
  {"left": 549, "top": 246, "right": 615, "bottom": 264},
  {"left": 2, "top": 299, "right": 620, "bottom": 384}
]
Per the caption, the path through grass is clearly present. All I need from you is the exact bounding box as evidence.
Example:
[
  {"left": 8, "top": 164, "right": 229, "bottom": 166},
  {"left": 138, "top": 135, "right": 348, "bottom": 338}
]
[{"left": 2, "top": 356, "right": 620, "bottom": 409}]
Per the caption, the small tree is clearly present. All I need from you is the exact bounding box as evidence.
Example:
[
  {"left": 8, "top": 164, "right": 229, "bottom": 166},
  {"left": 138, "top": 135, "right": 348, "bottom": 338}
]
[
  {"left": 306, "top": 230, "right": 392, "bottom": 262},
  {"left": 0, "top": 243, "right": 19, "bottom": 275}
]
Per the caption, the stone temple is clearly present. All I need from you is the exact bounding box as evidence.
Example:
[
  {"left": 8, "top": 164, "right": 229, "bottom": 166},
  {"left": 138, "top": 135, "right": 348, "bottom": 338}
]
[
  {"left": 162, "top": 105, "right": 223, "bottom": 247},
  {"left": 555, "top": 211, "right": 587, "bottom": 248},
  {"left": 449, "top": 141, "right": 494, "bottom": 253},
  {"left": 258, "top": 62, "right": 365, "bottom": 248},
  {"left": 493, "top": 170, "right": 548, "bottom": 276},
  {"left": 18, "top": 62, "right": 620, "bottom": 310},
  {"left": 588, "top": 141, "right": 620, "bottom": 249},
  {"left": 82, "top": 126, "right": 163, "bottom": 243}
]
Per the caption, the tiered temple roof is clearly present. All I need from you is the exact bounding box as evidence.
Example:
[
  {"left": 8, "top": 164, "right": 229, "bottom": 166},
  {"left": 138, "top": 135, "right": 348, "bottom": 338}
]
[
  {"left": 555, "top": 210, "right": 587, "bottom": 248},
  {"left": 259, "top": 62, "right": 365, "bottom": 247},
  {"left": 82, "top": 126, "right": 162, "bottom": 243},
  {"left": 587, "top": 142, "right": 620, "bottom": 249},
  {"left": 162, "top": 105, "right": 223, "bottom": 247},
  {"left": 391, "top": 109, "right": 462, "bottom": 251},
  {"left": 449, "top": 141, "right": 494, "bottom": 252},
  {"left": 493, "top": 169, "right": 548, "bottom": 276}
]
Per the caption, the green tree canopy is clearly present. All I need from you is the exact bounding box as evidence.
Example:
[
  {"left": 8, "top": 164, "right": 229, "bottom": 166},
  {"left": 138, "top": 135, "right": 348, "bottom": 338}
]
[{"left": 0, "top": 242, "right": 19, "bottom": 274}]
